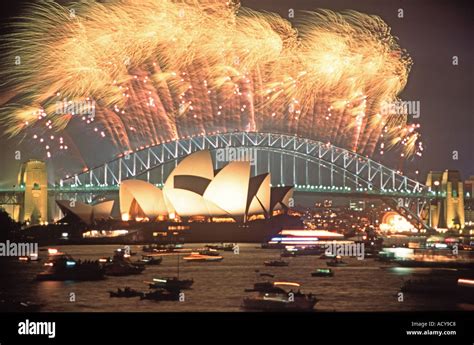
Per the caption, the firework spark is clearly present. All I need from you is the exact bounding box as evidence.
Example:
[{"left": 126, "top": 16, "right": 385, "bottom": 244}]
[{"left": 0, "top": 0, "right": 421, "bottom": 160}]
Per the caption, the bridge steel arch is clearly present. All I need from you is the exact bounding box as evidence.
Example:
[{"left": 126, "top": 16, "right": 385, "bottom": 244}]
[
  {"left": 57, "top": 132, "right": 435, "bottom": 230},
  {"left": 59, "top": 132, "right": 431, "bottom": 195}
]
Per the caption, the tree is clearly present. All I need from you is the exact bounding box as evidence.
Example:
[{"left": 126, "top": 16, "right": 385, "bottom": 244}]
[{"left": 0, "top": 208, "right": 20, "bottom": 241}]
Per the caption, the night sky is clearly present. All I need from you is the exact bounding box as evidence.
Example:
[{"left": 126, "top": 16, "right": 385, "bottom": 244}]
[{"left": 0, "top": 0, "right": 472, "bottom": 187}]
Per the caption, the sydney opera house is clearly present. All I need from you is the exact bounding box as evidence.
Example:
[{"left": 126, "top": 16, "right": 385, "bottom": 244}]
[{"left": 56, "top": 151, "right": 298, "bottom": 242}]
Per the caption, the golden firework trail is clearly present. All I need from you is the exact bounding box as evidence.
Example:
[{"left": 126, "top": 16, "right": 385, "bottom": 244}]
[{"left": 0, "top": 0, "right": 422, "bottom": 159}]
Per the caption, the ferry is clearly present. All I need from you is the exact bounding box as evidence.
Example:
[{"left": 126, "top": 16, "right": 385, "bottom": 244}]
[{"left": 36, "top": 249, "right": 105, "bottom": 281}]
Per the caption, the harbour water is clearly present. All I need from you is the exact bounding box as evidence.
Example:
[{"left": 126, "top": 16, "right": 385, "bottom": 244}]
[{"left": 0, "top": 244, "right": 470, "bottom": 312}]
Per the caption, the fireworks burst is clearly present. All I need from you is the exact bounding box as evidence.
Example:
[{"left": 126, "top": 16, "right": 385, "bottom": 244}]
[{"left": 0, "top": 0, "right": 422, "bottom": 161}]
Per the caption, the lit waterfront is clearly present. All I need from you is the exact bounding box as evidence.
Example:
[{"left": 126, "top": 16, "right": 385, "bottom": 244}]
[{"left": 1, "top": 244, "right": 472, "bottom": 312}]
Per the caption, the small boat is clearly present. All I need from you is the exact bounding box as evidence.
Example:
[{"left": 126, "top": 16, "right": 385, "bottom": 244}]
[
  {"left": 18, "top": 252, "right": 40, "bottom": 262},
  {"left": 142, "top": 244, "right": 165, "bottom": 252},
  {"left": 326, "top": 256, "right": 348, "bottom": 267},
  {"left": 311, "top": 268, "right": 334, "bottom": 277},
  {"left": 245, "top": 281, "right": 301, "bottom": 293},
  {"left": 264, "top": 260, "right": 289, "bottom": 267},
  {"left": 205, "top": 243, "right": 235, "bottom": 251},
  {"left": 143, "top": 243, "right": 184, "bottom": 253},
  {"left": 137, "top": 255, "right": 163, "bottom": 265},
  {"left": 282, "top": 246, "right": 324, "bottom": 257},
  {"left": 0, "top": 299, "right": 43, "bottom": 312},
  {"left": 198, "top": 249, "right": 221, "bottom": 256},
  {"left": 319, "top": 253, "right": 336, "bottom": 260},
  {"left": 115, "top": 247, "right": 136, "bottom": 256},
  {"left": 147, "top": 277, "right": 194, "bottom": 290},
  {"left": 183, "top": 253, "right": 223, "bottom": 262},
  {"left": 280, "top": 250, "right": 296, "bottom": 257},
  {"left": 109, "top": 287, "right": 144, "bottom": 298},
  {"left": 242, "top": 282, "right": 318, "bottom": 311},
  {"left": 103, "top": 250, "right": 145, "bottom": 276},
  {"left": 36, "top": 251, "right": 105, "bottom": 281},
  {"left": 140, "top": 288, "right": 181, "bottom": 301}
]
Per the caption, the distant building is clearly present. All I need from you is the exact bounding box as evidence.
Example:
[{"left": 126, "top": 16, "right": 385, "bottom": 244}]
[
  {"left": 464, "top": 176, "right": 474, "bottom": 228},
  {"left": 426, "top": 170, "right": 465, "bottom": 229},
  {"left": 349, "top": 200, "right": 365, "bottom": 212},
  {"left": 18, "top": 160, "right": 48, "bottom": 224},
  {"left": 464, "top": 176, "right": 474, "bottom": 198}
]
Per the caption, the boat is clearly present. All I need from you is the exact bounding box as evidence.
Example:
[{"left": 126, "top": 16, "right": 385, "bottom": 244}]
[
  {"left": 109, "top": 287, "right": 144, "bottom": 298},
  {"left": 264, "top": 260, "right": 289, "bottom": 267},
  {"left": 140, "top": 288, "right": 181, "bottom": 301},
  {"left": 183, "top": 252, "right": 223, "bottom": 262},
  {"left": 311, "top": 268, "right": 334, "bottom": 277},
  {"left": 147, "top": 253, "right": 193, "bottom": 290},
  {"left": 282, "top": 246, "right": 324, "bottom": 257},
  {"left": 400, "top": 270, "right": 473, "bottom": 295},
  {"left": 0, "top": 299, "right": 43, "bottom": 312},
  {"left": 36, "top": 250, "right": 105, "bottom": 281},
  {"left": 280, "top": 250, "right": 296, "bottom": 257},
  {"left": 198, "top": 249, "right": 221, "bottom": 256},
  {"left": 116, "top": 247, "right": 137, "bottom": 256},
  {"left": 18, "top": 252, "right": 41, "bottom": 262},
  {"left": 245, "top": 281, "right": 288, "bottom": 293},
  {"left": 326, "top": 256, "right": 348, "bottom": 267},
  {"left": 242, "top": 281, "right": 318, "bottom": 311},
  {"left": 393, "top": 259, "right": 474, "bottom": 269},
  {"left": 103, "top": 249, "right": 145, "bottom": 276},
  {"left": 136, "top": 255, "right": 163, "bottom": 265},
  {"left": 143, "top": 243, "right": 184, "bottom": 253},
  {"left": 147, "top": 277, "right": 194, "bottom": 290},
  {"left": 205, "top": 243, "right": 235, "bottom": 251},
  {"left": 104, "top": 261, "right": 144, "bottom": 276},
  {"left": 319, "top": 253, "right": 336, "bottom": 260}
]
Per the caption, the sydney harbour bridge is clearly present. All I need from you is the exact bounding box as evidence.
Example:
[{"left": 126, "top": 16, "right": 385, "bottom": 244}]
[{"left": 0, "top": 132, "right": 436, "bottom": 230}]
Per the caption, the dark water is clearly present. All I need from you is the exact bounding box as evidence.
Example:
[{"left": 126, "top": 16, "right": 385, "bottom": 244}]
[{"left": 0, "top": 244, "right": 471, "bottom": 312}]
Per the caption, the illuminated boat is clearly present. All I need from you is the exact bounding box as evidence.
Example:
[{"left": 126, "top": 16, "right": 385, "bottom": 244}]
[
  {"left": 311, "top": 268, "right": 334, "bottom": 277},
  {"left": 282, "top": 246, "right": 325, "bottom": 257},
  {"left": 266, "top": 229, "right": 346, "bottom": 248},
  {"left": 242, "top": 282, "right": 318, "bottom": 311},
  {"left": 197, "top": 249, "right": 221, "bottom": 256},
  {"left": 205, "top": 243, "right": 235, "bottom": 251},
  {"left": 0, "top": 299, "right": 43, "bottom": 312},
  {"left": 137, "top": 255, "right": 163, "bottom": 265},
  {"left": 147, "top": 277, "right": 194, "bottom": 290},
  {"left": 36, "top": 249, "right": 105, "bottom": 281},
  {"left": 18, "top": 252, "right": 40, "bottom": 262},
  {"left": 183, "top": 253, "right": 223, "bottom": 262},
  {"left": 103, "top": 249, "right": 145, "bottom": 276},
  {"left": 143, "top": 243, "right": 185, "bottom": 253},
  {"left": 264, "top": 260, "right": 289, "bottom": 267}
]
